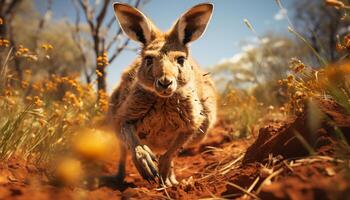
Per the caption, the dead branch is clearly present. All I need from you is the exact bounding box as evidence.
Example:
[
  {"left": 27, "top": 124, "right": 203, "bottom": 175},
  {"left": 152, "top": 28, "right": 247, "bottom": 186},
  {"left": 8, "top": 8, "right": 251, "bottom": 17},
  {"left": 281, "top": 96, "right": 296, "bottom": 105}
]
[
  {"left": 75, "top": 0, "right": 149, "bottom": 91},
  {"left": 68, "top": 0, "right": 92, "bottom": 83}
]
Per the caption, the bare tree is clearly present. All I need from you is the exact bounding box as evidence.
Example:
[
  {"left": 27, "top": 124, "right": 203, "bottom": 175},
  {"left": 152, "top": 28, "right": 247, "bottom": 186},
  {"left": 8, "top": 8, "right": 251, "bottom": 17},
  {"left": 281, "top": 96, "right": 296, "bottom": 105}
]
[
  {"left": 293, "top": 0, "right": 350, "bottom": 63},
  {"left": 34, "top": 0, "right": 53, "bottom": 48},
  {"left": 213, "top": 34, "right": 306, "bottom": 90},
  {"left": 5, "top": 0, "right": 52, "bottom": 80},
  {"left": 76, "top": 0, "right": 147, "bottom": 92},
  {"left": 68, "top": 0, "right": 92, "bottom": 84},
  {"left": 1, "top": 0, "right": 24, "bottom": 81},
  {"left": 0, "top": 0, "right": 23, "bottom": 38}
]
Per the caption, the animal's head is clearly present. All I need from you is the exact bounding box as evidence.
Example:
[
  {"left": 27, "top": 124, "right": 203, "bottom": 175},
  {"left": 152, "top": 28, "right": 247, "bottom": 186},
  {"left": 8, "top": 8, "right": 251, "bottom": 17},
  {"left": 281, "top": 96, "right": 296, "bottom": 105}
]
[{"left": 113, "top": 2, "right": 213, "bottom": 97}]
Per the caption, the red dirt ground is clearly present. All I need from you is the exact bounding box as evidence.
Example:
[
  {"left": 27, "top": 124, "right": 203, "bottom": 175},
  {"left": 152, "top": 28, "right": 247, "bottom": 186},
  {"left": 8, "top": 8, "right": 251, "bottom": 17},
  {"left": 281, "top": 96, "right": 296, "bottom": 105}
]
[{"left": 1, "top": 98, "right": 350, "bottom": 200}]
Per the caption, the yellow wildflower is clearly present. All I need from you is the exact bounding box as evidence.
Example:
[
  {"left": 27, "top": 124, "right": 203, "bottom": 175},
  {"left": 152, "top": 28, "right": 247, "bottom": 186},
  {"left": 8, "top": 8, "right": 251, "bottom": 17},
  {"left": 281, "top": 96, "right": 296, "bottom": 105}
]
[
  {"left": 68, "top": 79, "right": 78, "bottom": 88},
  {"left": 98, "top": 90, "right": 108, "bottom": 112},
  {"left": 96, "top": 70, "right": 103, "bottom": 77},
  {"left": 15, "top": 45, "right": 29, "bottom": 56},
  {"left": 277, "top": 79, "right": 283, "bottom": 85},
  {"left": 33, "top": 96, "right": 44, "bottom": 107},
  {"left": 97, "top": 51, "right": 109, "bottom": 67},
  {"left": 27, "top": 54, "right": 38, "bottom": 61},
  {"left": 61, "top": 77, "right": 69, "bottom": 83},
  {"left": 63, "top": 91, "right": 81, "bottom": 108},
  {"left": 41, "top": 44, "right": 53, "bottom": 51},
  {"left": 5, "top": 97, "right": 15, "bottom": 106},
  {"left": 38, "top": 119, "right": 46, "bottom": 127},
  {"left": 279, "top": 106, "right": 286, "bottom": 112},
  {"left": 295, "top": 91, "right": 305, "bottom": 99},
  {"left": 31, "top": 82, "right": 39, "bottom": 90},
  {"left": 45, "top": 81, "right": 57, "bottom": 92},
  {"left": 0, "top": 39, "right": 10, "bottom": 47},
  {"left": 344, "top": 34, "right": 350, "bottom": 49},
  {"left": 4, "top": 90, "right": 12, "bottom": 97},
  {"left": 24, "top": 69, "right": 32, "bottom": 79},
  {"left": 289, "top": 58, "right": 305, "bottom": 73},
  {"left": 21, "top": 81, "right": 29, "bottom": 89},
  {"left": 25, "top": 96, "right": 33, "bottom": 102},
  {"left": 287, "top": 74, "right": 294, "bottom": 83}
]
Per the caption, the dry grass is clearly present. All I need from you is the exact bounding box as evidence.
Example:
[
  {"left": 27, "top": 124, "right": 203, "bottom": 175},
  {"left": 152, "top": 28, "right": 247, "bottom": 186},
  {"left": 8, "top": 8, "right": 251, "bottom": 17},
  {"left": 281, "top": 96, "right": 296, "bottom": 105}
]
[{"left": 0, "top": 41, "right": 116, "bottom": 186}]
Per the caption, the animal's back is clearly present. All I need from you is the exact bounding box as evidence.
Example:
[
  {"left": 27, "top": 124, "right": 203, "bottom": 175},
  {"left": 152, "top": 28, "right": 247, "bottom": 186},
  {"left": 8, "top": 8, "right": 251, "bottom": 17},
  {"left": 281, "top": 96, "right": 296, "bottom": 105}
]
[{"left": 108, "top": 58, "right": 140, "bottom": 117}]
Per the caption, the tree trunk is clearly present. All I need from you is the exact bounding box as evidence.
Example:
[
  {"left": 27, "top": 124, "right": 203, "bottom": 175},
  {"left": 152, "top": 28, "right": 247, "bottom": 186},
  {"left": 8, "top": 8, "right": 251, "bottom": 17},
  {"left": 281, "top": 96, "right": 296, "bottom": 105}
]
[
  {"left": 0, "top": 15, "right": 7, "bottom": 38},
  {"left": 328, "top": 21, "right": 339, "bottom": 62},
  {"left": 8, "top": 16, "right": 22, "bottom": 81},
  {"left": 84, "top": 71, "right": 91, "bottom": 84},
  {"left": 97, "top": 66, "right": 106, "bottom": 92}
]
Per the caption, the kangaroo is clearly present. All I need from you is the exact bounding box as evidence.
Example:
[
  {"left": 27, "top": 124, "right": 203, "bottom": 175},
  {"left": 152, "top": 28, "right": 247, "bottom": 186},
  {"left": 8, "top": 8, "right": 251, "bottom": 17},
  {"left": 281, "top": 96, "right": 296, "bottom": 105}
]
[{"left": 109, "top": 2, "right": 216, "bottom": 187}]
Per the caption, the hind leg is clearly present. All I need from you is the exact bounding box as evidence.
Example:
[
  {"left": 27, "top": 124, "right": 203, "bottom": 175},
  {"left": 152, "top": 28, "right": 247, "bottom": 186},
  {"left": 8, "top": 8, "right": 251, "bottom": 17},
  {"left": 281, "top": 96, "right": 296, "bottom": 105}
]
[
  {"left": 159, "top": 133, "right": 191, "bottom": 187},
  {"left": 95, "top": 143, "right": 127, "bottom": 188},
  {"left": 115, "top": 143, "right": 127, "bottom": 182},
  {"left": 163, "top": 161, "right": 178, "bottom": 187}
]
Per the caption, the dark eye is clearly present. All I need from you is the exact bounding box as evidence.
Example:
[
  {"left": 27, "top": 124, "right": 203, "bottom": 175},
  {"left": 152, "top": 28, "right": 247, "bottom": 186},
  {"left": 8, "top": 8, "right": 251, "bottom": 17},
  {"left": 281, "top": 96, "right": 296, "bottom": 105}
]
[
  {"left": 144, "top": 56, "right": 153, "bottom": 66},
  {"left": 177, "top": 56, "right": 185, "bottom": 66}
]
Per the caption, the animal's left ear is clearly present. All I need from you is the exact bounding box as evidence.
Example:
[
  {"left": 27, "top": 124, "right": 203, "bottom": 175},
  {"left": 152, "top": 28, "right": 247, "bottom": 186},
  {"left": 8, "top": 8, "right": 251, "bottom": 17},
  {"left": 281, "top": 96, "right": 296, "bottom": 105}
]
[{"left": 170, "top": 3, "right": 213, "bottom": 45}]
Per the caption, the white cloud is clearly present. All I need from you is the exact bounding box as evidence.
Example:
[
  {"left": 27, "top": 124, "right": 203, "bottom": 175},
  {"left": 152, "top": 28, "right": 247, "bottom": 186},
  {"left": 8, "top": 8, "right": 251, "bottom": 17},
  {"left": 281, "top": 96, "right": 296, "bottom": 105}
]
[
  {"left": 260, "top": 37, "right": 270, "bottom": 44},
  {"left": 274, "top": 8, "right": 287, "bottom": 21},
  {"left": 272, "top": 40, "right": 286, "bottom": 48},
  {"left": 44, "top": 11, "right": 52, "bottom": 21},
  {"left": 218, "top": 52, "right": 245, "bottom": 65},
  {"left": 242, "top": 44, "right": 255, "bottom": 52},
  {"left": 217, "top": 52, "right": 254, "bottom": 72},
  {"left": 230, "top": 52, "right": 246, "bottom": 63}
]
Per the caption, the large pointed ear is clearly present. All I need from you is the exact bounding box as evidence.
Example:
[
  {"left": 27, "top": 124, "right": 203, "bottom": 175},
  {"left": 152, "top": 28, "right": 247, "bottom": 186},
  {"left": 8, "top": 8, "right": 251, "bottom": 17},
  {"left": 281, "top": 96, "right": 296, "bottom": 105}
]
[
  {"left": 113, "top": 2, "right": 154, "bottom": 44},
  {"left": 171, "top": 3, "right": 213, "bottom": 45}
]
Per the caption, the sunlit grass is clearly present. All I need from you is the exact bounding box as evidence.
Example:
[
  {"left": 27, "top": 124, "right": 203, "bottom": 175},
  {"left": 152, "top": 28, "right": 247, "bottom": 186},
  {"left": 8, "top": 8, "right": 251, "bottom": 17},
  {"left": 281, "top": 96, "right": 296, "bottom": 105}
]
[
  {"left": 0, "top": 42, "right": 110, "bottom": 166},
  {"left": 218, "top": 89, "right": 265, "bottom": 138}
]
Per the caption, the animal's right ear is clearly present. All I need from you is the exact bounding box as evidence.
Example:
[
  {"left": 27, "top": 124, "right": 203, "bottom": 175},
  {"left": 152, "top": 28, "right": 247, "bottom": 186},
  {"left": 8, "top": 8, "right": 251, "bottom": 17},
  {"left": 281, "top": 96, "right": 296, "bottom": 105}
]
[{"left": 113, "top": 2, "right": 153, "bottom": 44}]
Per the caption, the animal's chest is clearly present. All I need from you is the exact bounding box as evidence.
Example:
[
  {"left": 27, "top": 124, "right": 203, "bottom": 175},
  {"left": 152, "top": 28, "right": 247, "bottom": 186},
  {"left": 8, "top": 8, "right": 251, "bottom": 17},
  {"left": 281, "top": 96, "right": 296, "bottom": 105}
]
[{"left": 135, "top": 99, "right": 200, "bottom": 153}]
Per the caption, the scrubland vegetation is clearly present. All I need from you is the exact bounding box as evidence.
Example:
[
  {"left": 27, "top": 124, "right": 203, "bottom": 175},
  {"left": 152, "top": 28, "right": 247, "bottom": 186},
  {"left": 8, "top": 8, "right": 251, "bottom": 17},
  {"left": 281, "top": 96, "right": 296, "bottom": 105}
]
[{"left": 0, "top": 0, "right": 350, "bottom": 199}]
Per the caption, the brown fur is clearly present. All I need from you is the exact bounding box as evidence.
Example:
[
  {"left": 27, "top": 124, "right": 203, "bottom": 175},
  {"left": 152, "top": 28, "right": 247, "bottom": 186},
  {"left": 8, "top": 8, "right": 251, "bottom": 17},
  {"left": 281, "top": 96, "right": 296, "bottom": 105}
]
[{"left": 109, "top": 2, "right": 216, "bottom": 186}]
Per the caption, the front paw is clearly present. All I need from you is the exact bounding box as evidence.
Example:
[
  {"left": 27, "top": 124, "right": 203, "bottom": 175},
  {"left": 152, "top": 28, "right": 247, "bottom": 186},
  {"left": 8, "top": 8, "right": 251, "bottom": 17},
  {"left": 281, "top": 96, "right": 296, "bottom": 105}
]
[{"left": 132, "top": 145, "right": 159, "bottom": 181}]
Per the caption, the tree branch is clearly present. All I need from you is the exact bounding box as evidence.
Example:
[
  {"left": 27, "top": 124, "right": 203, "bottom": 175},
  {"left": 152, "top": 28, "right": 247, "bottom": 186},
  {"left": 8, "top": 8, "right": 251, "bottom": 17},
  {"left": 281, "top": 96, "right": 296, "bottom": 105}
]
[
  {"left": 77, "top": 0, "right": 95, "bottom": 31},
  {"left": 96, "top": 0, "right": 111, "bottom": 30},
  {"left": 70, "top": 0, "right": 92, "bottom": 83},
  {"left": 109, "top": 38, "right": 130, "bottom": 63},
  {"left": 4, "top": 0, "right": 22, "bottom": 15},
  {"left": 106, "top": 27, "right": 123, "bottom": 51}
]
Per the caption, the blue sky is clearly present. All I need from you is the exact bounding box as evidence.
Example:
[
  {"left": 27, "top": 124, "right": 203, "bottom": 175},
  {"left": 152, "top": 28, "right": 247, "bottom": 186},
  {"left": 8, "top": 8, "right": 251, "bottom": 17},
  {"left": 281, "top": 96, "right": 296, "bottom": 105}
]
[{"left": 36, "top": 0, "right": 296, "bottom": 92}]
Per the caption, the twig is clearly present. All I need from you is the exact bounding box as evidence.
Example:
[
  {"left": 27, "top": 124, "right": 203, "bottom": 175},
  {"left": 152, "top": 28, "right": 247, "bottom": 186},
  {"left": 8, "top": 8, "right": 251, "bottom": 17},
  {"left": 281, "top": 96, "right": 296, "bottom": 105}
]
[
  {"left": 256, "top": 168, "right": 284, "bottom": 194},
  {"left": 219, "top": 154, "right": 244, "bottom": 175},
  {"left": 225, "top": 181, "right": 260, "bottom": 200},
  {"left": 242, "top": 176, "right": 260, "bottom": 199},
  {"left": 156, "top": 177, "right": 173, "bottom": 200}
]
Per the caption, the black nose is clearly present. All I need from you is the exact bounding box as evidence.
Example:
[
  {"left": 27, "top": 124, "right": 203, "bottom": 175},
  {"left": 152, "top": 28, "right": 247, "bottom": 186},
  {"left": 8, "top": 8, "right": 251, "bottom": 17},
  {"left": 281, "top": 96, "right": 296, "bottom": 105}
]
[{"left": 156, "top": 78, "right": 173, "bottom": 89}]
